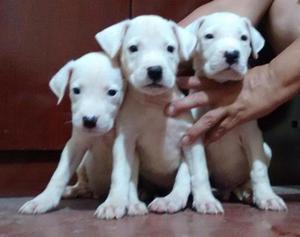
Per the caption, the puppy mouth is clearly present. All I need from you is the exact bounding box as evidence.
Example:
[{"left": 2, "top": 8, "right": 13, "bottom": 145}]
[
  {"left": 144, "top": 82, "right": 164, "bottom": 88},
  {"left": 223, "top": 66, "right": 235, "bottom": 72},
  {"left": 221, "top": 65, "right": 243, "bottom": 75},
  {"left": 78, "top": 126, "right": 108, "bottom": 135}
]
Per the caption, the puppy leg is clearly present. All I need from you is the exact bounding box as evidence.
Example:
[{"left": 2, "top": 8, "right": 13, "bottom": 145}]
[
  {"left": 94, "top": 133, "right": 134, "bottom": 219},
  {"left": 127, "top": 154, "right": 148, "bottom": 216},
  {"left": 19, "top": 138, "right": 87, "bottom": 214},
  {"left": 184, "top": 139, "right": 224, "bottom": 214},
  {"left": 234, "top": 143, "right": 272, "bottom": 203},
  {"left": 63, "top": 155, "right": 94, "bottom": 199},
  {"left": 241, "top": 122, "right": 287, "bottom": 211},
  {"left": 148, "top": 161, "right": 190, "bottom": 213}
]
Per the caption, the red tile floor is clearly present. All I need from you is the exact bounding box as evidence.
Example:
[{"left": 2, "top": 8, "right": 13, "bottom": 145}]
[{"left": 1, "top": 187, "right": 300, "bottom": 237}]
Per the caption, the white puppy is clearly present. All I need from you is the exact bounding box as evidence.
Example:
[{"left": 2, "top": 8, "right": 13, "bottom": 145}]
[
  {"left": 19, "top": 52, "right": 124, "bottom": 214},
  {"left": 187, "top": 12, "right": 287, "bottom": 211},
  {"left": 94, "top": 15, "right": 224, "bottom": 220}
]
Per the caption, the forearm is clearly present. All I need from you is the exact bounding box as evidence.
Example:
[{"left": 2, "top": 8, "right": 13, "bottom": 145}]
[
  {"left": 179, "top": 0, "right": 273, "bottom": 27},
  {"left": 269, "top": 38, "right": 300, "bottom": 105}
]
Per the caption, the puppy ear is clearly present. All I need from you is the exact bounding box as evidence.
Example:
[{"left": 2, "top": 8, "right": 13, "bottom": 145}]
[
  {"left": 243, "top": 18, "right": 265, "bottom": 59},
  {"left": 49, "top": 60, "right": 74, "bottom": 105},
  {"left": 95, "top": 20, "right": 129, "bottom": 58},
  {"left": 171, "top": 22, "right": 197, "bottom": 61},
  {"left": 185, "top": 16, "right": 206, "bottom": 35}
]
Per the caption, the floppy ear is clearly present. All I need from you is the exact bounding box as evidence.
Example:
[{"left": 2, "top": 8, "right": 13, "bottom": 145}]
[
  {"left": 185, "top": 16, "right": 206, "bottom": 35},
  {"left": 95, "top": 20, "right": 130, "bottom": 58},
  {"left": 243, "top": 17, "right": 265, "bottom": 59},
  {"left": 49, "top": 60, "right": 74, "bottom": 105},
  {"left": 171, "top": 22, "right": 197, "bottom": 61}
]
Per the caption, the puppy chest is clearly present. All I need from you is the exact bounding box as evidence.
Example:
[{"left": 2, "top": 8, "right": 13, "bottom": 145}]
[{"left": 137, "top": 119, "right": 187, "bottom": 174}]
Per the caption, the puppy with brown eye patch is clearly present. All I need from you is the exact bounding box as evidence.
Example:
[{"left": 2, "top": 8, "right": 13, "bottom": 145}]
[
  {"left": 19, "top": 52, "right": 125, "bottom": 215},
  {"left": 187, "top": 12, "right": 287, "bottom": 211}
]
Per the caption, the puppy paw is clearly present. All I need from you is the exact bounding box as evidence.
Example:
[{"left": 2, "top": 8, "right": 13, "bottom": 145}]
[
  {"left": 94, "top": 199, "right": 127, "bottom": 220},
  {"left": 63, "top": 185, "right": 93, "bottom": 199},
  {"left": 148, "top": 194, "right": 187, "bottom": 213},
  {"left": 127, "top": 201, "right": 148, "bottom": 216},
  {"left": 193, "top": 196, "right": 224, "bottom": 214},
  {"left": 253, "top": 191, "right": 287, "bottom": 211},
  {"left": 234, "top": 188, "right": 253, "bottom": 204},
  {"left": 19, "top": 195, "right": 59, "bottom": 215}
]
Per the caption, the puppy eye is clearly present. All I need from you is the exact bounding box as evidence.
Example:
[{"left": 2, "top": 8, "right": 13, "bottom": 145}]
[
  {"left": 204, "top": 33, "right": 214, "bottom": 39},
  {"left": 167, "top": 45, "right": 175, "bottom": 53},
  {"left": 73, "top": 87, "right": 80, "bottom": 94},
  {"left": 107, "top": 89, "right": 117, "bottom": 96},
  {"left": 241, "top": 35, "right": 248, "bottom": 41},
  {"left": 128, "top": 45, "right": 138, "bottom": 53}
]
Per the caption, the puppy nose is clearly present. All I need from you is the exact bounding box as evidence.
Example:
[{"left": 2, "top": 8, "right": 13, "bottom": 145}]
[
  {"left": 147, "top": 66, "right": 162, "bottom": 82},
  {"left": 224, "top": 50, "right": 240, "bottom": 65},
  {"left": 82, "top": 116, "right": 97, "bottom": 129}
]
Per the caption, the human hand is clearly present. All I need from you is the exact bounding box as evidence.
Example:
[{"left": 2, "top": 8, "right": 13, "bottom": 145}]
[{"left": 167, "top": 64, "right": 280, "bottom": 145}]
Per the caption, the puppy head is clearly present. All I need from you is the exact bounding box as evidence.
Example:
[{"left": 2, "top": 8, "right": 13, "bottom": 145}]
[
  {"left": 49, "top": 52, "right": 124, "bottom": 134},
  {"left": 187, "top": 12, "right": 265, "bottom": 82},
  {"left": 96, "top": 15, "right": 197, "bottom": 96}
]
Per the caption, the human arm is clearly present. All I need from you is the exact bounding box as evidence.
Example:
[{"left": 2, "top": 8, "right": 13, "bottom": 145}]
[{"left": 179, "top": 0, "right": 273, "bottom": 27}]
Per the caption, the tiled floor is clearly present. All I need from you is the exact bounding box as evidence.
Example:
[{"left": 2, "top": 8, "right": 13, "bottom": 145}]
[{"left": 1, "top": 188, "right": 300, "bottom": 237}]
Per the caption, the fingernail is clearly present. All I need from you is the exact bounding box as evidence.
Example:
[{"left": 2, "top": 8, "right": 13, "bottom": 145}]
[
  {"left": 167, "top": 105, "right": 175, "bottom": 116},
  {"left": 181, "top": 135, "right": 191, "bottom": 146}
]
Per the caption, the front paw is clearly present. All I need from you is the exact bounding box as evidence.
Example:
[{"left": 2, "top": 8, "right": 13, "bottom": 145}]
[
  {"left": 94, "top": 199, "right": 127, "bottom": 220},
  {"left": 127, "top": 201, "right": 148, "bottom": 216},
  {"left": 253, "top": 190, "right": 287, "bottom": 211},
  {"left": 193, "top": 195, "right": 224, "bottom": 214},
  {"left": 19, "top": 194, "right": 59, "bottom": 215},
  {"left": 148, "top": 194, "right": 187, "bottom": 213}
]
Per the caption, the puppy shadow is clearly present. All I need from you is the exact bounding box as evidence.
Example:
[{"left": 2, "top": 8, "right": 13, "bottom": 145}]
[{"left": 56, "top": 197, "right": 105, "bottom": 211}]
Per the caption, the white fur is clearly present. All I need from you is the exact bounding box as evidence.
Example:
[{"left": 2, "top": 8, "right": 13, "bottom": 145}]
[
  {"left": 19, "top": 52, "right": 124, "bottom": 214},
  {"left": 188, "top": 12, "right": 287, "bottom": 211},
  {"left": 187, "top": 12, "right": 265, "bottom": 83},
  {"left": 95, "top": 15, "right": 223, "bottom": 220}
]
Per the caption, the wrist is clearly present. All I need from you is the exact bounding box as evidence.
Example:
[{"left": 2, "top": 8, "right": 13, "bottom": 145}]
[
  {"left": 265, "top": 63, "right": 286, "bottom": 106},
  {"left": 268, "top": 38, "right": 300, "bottom": 103},
  {"left": 268, "top": 60, "right": 300, "bottom": 107}
]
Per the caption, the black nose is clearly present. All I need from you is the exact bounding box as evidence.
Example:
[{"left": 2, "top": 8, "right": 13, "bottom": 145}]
[
  {"left": 82, "top": 116, "right": 97, "bottom": 129},
  {"left": 224, "top": 50, "right": 240, "bottom": 65},
  {"left": 147, "top": 66, "right": 162, "bottom": 82}
]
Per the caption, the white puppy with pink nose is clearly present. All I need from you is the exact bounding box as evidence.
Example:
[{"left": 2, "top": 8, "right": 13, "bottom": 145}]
[
  {"left": 95, "top": 15, "right": 223, "bottom": 220},
  {"left": 19, "top": 52, "right": 125, "bottom": 214},
  {"left": 187, "top": 12, "right": 287, "bottom": 211}
]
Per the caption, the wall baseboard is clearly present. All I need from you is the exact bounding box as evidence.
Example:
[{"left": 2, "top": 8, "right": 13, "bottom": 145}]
[{"left": 0, "top": 151, "right": 59, "bottom": 197}]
